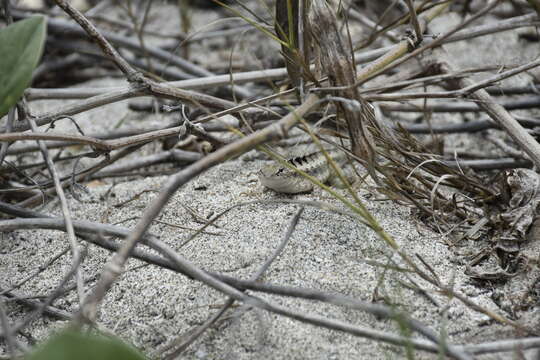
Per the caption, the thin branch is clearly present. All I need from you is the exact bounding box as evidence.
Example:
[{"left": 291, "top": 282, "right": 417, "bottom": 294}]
[
  {"left": 0, "top": 247, "right": 70, "bottom": 296},
  {"left": 24, "top": 110, "right": 85, "bottom": 305},
  {"left": 435, "top": 56, "right": 540, "bottom": 168},
  {"left": 0, "top": 108, "right": 15, "bottom": 167},
  {"left": 404, "top": 0, "right": 423, "bottom": 44},
  {"left": 0, "top": 249, "right": 85, "bottom": 338},
  {"left": 160, "top": 207, "right": 306, "bottom": 358}
]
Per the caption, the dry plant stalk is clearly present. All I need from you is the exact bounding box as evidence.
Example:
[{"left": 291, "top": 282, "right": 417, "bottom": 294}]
[
  {"left": 275, "top": 0, "right": 312, "bottom": 92},
  {"left": 308, "top": 0, "right": 380, "bottom": 164},
  {"left": 305, "top": 2, "right": 498, "bottom": 233}
]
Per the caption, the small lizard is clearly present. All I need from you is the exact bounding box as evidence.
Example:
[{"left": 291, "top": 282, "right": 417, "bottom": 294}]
[{"left": 258, "top": 147, "right": 348, "bottom": 194}]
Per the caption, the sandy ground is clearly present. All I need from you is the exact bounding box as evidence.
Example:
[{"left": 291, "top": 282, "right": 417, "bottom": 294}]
[
  {"left": 1, "top": 135, "right": 512, "bottom": 359},
  {"left": 2, "top": 3, "right": 540, "bottom": 359}
]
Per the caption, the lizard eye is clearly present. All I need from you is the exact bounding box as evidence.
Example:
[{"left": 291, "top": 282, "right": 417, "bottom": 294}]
[{"left": 276, "top": 168, "right": 284, "bottom": 175}]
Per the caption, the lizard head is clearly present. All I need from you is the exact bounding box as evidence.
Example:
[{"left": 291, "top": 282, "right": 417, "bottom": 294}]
[{"left": 258, "top": 164, "right": 313, "bottom": 194}]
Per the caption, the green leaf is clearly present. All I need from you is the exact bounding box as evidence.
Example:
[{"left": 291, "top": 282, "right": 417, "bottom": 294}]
[
  {"left": 0, "top": 16, "right": 47, "bottom": 117},
  {"left": 25, "top": 330, "right": 146, "bottom": 360}
]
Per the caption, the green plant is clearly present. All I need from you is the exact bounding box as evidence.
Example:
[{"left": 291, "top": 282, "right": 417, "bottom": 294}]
[
  {"left": 25, "top": 330, "right": 146, "bottom": 360},
  {"left": 0, "top": 16, "right": 46, "bottom": 117}
]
